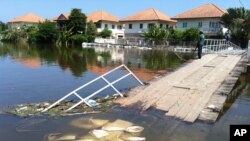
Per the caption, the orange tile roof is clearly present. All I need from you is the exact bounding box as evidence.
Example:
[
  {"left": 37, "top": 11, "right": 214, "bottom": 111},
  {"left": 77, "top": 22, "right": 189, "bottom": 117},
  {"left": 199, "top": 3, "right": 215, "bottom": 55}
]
[
  {"left": 172, "top": 3, "right": 226, "bottom": 19},
  {"left": 120, "top": 8, "right": 176, "bottom": 23},
  {"left": 87, "top": 10, "right": 120, "bottom": 23},
  {"left": 9, "top": 13, "right": 45, "bottom": 23}
]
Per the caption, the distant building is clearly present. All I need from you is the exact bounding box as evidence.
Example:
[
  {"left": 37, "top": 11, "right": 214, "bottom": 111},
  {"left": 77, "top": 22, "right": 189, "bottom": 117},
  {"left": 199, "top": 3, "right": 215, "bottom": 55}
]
[
  {"left": 87, "top": 10, "right": 124, "bottom": 39},
  {"left": 8, "top": 13, "right": 45, "bottom": 29},
  {"left": 120, "top": 8, "right": 176, "bottom": 41},
  {"left": 172, "top": 3, "right": 227, "bottom": 36},
  {"left": 53, "top": 11, "right": 125, "bottom": 39},
  {"left": 52, "top": 13, "right": 70, "bottom": 28}
]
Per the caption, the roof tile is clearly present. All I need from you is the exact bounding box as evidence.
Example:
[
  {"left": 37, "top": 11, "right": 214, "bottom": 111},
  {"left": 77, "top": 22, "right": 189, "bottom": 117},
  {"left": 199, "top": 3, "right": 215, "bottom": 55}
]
[
  {"left": 120, "top": 8, "right": 176, "bottom": 23},
  {"left": 87, "top": 10, "right": 119, "bottom": 23},
  {"left": 172, "top": 3, "right": 226, "bottom": 19},
  {"left": 9, "top": 13, "right": 45, "bottom": 23}
]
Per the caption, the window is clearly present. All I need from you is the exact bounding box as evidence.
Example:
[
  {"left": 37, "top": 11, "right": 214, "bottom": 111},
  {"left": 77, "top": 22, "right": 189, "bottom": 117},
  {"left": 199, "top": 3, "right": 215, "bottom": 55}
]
[
  {"left": 118, "top": 25, "right": 122, "bottom": 29},
  {"left": 105, "top": 24, "right": 108, "bottom": 28},
  {"left": 148, "top": 23, "right": 155, "bottom": 29},
  {"left": 166, "top": 24, "right": 169, "bottom": 28},
  {"left": 216, "top": 22, "right": 220, "bottom": 28},
  {"left": 95, "top": 23, "right": 101, "bottom": 28},
  {"left": 183, "top": 22, "right": 187, "bottom": 28},
  {"left": 129, "top": 24, "right": 133, "bottom": 29},
  {"left": 112, "top": 25, "right": 115, "bottom": 29},
  {"left": 209, "top": 22, "right": 215, "bottom": 28},
  {"left": 160, "top": 24, "right": 163, "bottom": 28},
  {"left": 198, "top": 22, "right": 202, "bottom": 28},
  {"left": 140, "top": 23, "right": 143, "bottom": 29}
]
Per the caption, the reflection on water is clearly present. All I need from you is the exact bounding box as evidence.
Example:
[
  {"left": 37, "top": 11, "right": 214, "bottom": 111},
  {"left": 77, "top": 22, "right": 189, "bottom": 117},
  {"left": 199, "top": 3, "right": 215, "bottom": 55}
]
[
  {"left": 1, "top": 42, "right": 249, "bottom": 141},
  {"left": 0, "top": 42, "right": 188, "bottom": 79}
]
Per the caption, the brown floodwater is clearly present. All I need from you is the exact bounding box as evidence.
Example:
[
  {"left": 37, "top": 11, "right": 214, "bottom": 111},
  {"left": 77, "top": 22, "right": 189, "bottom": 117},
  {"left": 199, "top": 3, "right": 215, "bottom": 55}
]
[{"left": 0, "top": 43, "right": 249, "bottom": 141}]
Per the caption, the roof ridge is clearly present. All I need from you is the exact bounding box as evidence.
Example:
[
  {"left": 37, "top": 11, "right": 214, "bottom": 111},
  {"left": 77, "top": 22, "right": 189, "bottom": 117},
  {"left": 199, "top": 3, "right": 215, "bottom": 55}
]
[
  {"left": 211, "top": 3, "right": 226, "bottom": 13},
  {"left": 152, "top": 9, "right": 160, "bottom": 20}
]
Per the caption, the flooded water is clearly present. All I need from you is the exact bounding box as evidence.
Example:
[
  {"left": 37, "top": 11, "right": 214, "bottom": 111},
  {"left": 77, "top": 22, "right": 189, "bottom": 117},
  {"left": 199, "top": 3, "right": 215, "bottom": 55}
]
[{"left": 0, "top": 42, "right": 249, "bottom": 141}]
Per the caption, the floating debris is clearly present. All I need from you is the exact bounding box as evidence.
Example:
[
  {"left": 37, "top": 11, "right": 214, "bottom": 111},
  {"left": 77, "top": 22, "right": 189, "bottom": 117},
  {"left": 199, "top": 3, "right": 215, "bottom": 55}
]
[
  {"left": 125, "top": 126, "right": 144, "bottom": 133},
  {"left": 125, "top": 137, "right": 146, "bottom": 141},
  {"left": 44, "top": 118, "right": 146, "bottom": 141},
  {"left": 90, "top": 129, "right": 109, "bottom": 138},
  {"left": 102, "top": 119, "right": 133, "bottom": 131},
  {"left": 3, "top": 95, "right": 119, "bottom": 117},
  {"left": 56, "top": 134, "right": 76, "bottom": 140},
  {"left": 70, "top": 118, "right": 109, "bottom": 129}
]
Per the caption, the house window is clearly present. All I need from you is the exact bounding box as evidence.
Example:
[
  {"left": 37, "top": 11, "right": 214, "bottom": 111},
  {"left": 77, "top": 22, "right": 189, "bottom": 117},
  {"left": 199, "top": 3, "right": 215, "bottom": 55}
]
[
  {"left": 148, "top": 23, "right": 155, "bottom": 29},
  {"left": 160, "top": 24, "right": 163, "bottom": 28},
  {"left": 140, "top": 23, "right": 143, "bottom": 29},
  {"left": 105, "top": 24, "right": 108, "bottom": 28},
  {"left": 112, "top": 25, "right": 115, "bottom": 29},
  {"left": 209, "top": 22, "right": 215, "bottom": 28},
  {"left": 118, "top": 25, "right": 122, "bottom": 29},
  {"left": 129, "top": 24, "right": 133, "bottom": 29},
  {"left": 95, "top": 23, "right": 101, "bottom": 28},
  {"left": 166, "top": 24, "right": 169, "bottom": 28},
  {"left": 183, "top": 22, "right": 187, "bottom": 28},
  {"left": 198, "top": 22, "right": 202, "bottom": 28},
  {"left": 216, "top": 22, "right": 220, "bottom": 28}
]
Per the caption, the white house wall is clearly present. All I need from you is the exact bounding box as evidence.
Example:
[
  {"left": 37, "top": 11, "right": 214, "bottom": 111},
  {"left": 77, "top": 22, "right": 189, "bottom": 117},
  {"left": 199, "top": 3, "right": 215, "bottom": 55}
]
[
  {"left": 8, "top": 22, "right": 38, "bottom": 29},
  {"left": 123, "top": 21, "right": 174, "bottom": 34},
  {"left": 97, "top": 22, "right": 125, "bottom": 39},
  {"left": 176, "top": 18, "right": 223, "bottom": 35}
]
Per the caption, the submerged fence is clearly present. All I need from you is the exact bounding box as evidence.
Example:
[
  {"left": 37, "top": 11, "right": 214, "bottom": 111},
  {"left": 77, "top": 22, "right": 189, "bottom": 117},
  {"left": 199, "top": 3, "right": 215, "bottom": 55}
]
[{"left": 42, "top": 64, "right": 144, "bottom": 112}]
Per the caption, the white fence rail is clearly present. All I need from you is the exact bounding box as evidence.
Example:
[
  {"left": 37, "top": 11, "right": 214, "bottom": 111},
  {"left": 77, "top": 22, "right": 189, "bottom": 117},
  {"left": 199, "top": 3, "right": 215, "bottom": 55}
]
[
  {"left": 174, "top": 39, "right": 244, "bottom": 55},
  {"left": 42, "top": 64, "right": 144, "bottom": 112},
  {"left": 203, "top": 39, "right": 241, "bottom": 54}
]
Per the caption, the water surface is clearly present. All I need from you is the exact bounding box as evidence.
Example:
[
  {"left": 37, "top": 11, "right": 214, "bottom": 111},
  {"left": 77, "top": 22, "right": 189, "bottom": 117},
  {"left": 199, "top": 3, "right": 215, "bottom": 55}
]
[{"left": 0, "top": 42, "right": 249, "bottom": 141}]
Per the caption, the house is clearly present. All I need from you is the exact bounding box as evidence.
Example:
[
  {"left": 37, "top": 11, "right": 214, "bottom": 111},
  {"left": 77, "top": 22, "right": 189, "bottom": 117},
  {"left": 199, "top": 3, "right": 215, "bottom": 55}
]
[
  {"left": 8, "top": 13, "right": 45, "bottom": 29},
  {"left": 172, "top": 3, "right": 227, "bottom": 36},
  {"left": 120, "top": 8, "right": 176, "bottom": 43},
  {"left": 52, "top": 13, "right": 70, "bottom": 28},
  {"left": 87, "top": 10, "right": 124, "bottom": 39}
]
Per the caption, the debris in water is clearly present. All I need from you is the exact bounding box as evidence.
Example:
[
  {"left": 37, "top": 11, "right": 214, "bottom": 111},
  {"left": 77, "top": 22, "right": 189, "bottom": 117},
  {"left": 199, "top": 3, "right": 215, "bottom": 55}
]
[
  {"left": 125, "top": 136, "right": 146, "bottom": 141},
  {"left": 125, "top": 126, "right": 144, "bottom": 133},
  {"left": 70, "top": 118, "right": 109, "bottom": 129},
  {"left": 90, "top": 129, "right": 109, "bottom": 138},
  {"left": 4, "top": 95, "right": 119, "bottom": 117},
  {"left": 102, "top": 119, "right": 133, "bottom": 131},
  {"left": 56, "top": 134, "right": 76, "bottom": 140}
]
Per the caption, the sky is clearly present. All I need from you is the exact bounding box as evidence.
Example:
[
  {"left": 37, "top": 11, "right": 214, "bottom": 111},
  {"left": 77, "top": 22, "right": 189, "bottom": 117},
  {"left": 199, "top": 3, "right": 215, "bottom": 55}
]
[{"left": 0, "top": 0, "right": 249, "bottom": 23}]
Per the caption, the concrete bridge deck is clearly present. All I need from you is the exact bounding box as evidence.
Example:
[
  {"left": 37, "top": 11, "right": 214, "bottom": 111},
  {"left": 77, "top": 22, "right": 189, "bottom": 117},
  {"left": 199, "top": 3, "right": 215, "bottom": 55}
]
[{"left": 116, "top": 54, "right": 246, "bottom": 123}]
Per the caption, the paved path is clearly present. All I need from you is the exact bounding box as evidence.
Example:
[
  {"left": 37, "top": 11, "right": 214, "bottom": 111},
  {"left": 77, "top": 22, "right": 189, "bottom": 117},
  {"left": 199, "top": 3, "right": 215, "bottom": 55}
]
[{"left": 116, "top": 54, "right": 242, "bottom": 123}]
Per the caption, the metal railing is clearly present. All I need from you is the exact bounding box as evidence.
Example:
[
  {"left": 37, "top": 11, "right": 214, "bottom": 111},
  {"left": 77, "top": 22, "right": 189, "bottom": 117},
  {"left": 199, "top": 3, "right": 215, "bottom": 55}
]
[
  {"left": 42, "top": 64, "right": 144, "bottom": 112},
  {"left": 203, "top": 39, "right": 242, "bottom": 54}
]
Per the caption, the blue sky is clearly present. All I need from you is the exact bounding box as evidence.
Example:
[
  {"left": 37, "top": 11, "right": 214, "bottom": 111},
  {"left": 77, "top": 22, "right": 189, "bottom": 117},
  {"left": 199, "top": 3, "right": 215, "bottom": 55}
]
[{"left": 0, "top": 0, "right": 249, "bottom": 23}]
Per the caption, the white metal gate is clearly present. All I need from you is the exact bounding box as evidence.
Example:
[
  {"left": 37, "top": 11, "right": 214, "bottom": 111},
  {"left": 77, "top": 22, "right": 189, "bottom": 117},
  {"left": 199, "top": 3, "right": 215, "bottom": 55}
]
[{"left": 42, "top": 64, "right": 144, "bottom": 112}]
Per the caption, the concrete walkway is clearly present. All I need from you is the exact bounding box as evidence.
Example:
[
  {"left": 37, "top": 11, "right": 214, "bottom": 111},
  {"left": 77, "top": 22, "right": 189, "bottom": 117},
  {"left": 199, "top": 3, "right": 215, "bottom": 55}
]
[{"left": 116, "top": 54, "right": 242, "bottom": 123}]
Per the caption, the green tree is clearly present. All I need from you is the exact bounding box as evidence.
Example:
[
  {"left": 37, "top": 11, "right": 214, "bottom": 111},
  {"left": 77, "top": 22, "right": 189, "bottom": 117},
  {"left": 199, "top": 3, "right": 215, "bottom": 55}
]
[
  {"left": 26, "top": 26, "right": 38, "bottom": 43},
  {"left": 67, "top": 8, "right": 87, "bottom": 35},
  {"left": 0, "top": 21, "right": 7, "bottom": 32},
  {"left": 99, "top": 28, "right": 112, "bottom": 38},
  {"left": 168, "top": 29, "right": 184, "bottom": 45},
  {"left": 56, "top": 26, "right": 73, "bottom": 47},
  {"left": 182, "top": 28, "right": 200, "bottom": 42},
  {"left": 86, "top": 20, "right": 97, "bottom": 36},
  {"left": 36, "top": 20, "right": 57, "bottom": 43},
  {"left": 142, "top": 25, "right": 169, "bottom": 45},
  {"left": 221, "top": 7, "right": 250, "bottom": 48}
]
